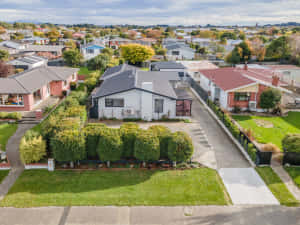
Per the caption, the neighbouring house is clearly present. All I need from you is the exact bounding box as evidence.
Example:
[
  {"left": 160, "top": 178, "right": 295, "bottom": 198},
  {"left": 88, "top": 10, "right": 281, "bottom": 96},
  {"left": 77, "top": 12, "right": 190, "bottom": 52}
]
[
  {"left": 108, "top": 37, "right": 132, "bottom": 49},
  {"left": 22, "top": 44, "right": 64, "bottom": 56},
  {"left": 150, "top": 61, "right": 186, "bottom": 77},
  {"left": 265, "top": 65, "right": 300, "bottom": 87},
  {"left": 165, "top": 44, "right": 195, "bottom": 60},
  {"left": 7, "top": 55, "right": 47, "bottom": 70},
  {"left": 22, "top": 37, "right": 50, "bottom": 45},
  {"left": 134, "top": 38, "right": 157, "bottom": 46},
  {"left": 80, "top": 42, "right": 105, "bottom": 60},
  {"left": 90, "top": 64, "right": 192, "bottom": 120},
  {"left": 72, "top": 32, "right": 85, "bottom": 39},
  {"left": 198, "top": 66, "right": 291, "bottom": 112},
  {"left": 0, "top": 66, "right": 78, "bottom": 112},
  {"left": 0, "top": 40, "right": 27, "bottom": 54}
]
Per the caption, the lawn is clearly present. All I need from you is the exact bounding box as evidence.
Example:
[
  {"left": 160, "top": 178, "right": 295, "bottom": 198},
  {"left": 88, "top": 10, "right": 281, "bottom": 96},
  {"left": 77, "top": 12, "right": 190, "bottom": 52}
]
[
  {"left": 285, "top": 167, "right": 300, "bottom": 189},
  {"left": 0, "top": 170, "right": 9, "bottom": 183},
  {"left": 233, "top": 112, "right": 300, "bottom": 150},
  {"left": 0, "top": 169, "right": 230, "bottom": 207},
  {"left": 256, "top": 167, "right": 299, "bottom": 206},
  {"left": 0, "top": 123, "right": 18, "bottom": 151},
  {"left": 78, "top": 66, "right": 91, "bottom": 76}
]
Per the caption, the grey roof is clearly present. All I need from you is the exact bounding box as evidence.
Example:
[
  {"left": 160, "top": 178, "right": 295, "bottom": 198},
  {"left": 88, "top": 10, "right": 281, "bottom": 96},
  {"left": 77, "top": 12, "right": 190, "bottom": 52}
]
[
  {"left": 151, "top": 61, "right": 186, "bottom": 70},
  {"left": 94, "top": 67, "right": 186, "bottom": 100},
  {"left": 8, "top": 55, "right": 47, "bottom": 66},
  {"left": 101, "top": 64, "right": 139, "bottom": 80},
  {"left": 0, "top": 66, "right": 79, "bottom": 94},
  {"left": 23, "top": 44, "right": 64, "bottom": 52}
]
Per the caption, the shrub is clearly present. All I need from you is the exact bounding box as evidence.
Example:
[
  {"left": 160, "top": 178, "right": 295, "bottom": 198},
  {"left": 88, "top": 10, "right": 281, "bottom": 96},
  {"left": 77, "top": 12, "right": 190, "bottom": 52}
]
[
  {"left": 120, "top": 123, "right": 139, "bottom": 158},
  {"left": 41, "top": 114, "right": 61, "bottom": 139},
  {"left": 0, "top": 112, "right": 22, "bottom": 120},
  {"left": 24, "top": 130, "right": 40, "bottom": 140},
  {"left": 65, "top": 105, "right": 87, "bottom": 123},
  {"left": 69, "top": 91, "right": 88, "bottom": 105},
  {"left": 232, "top": 105, "right": 241, "bottom": 113},
  {"left": 55, "top": 117, "right": 82, "bottom": 132},
  {"left": 51, "top": 129, "right": 86, "bottom": 162},
  {"left": 62, "top": 90, "right": 68, "bottom": 97},
  {"left": 20, "top": 135, "right": 46, "bottom": 164},
  {"left": 262, "top": 143, "right": 281, "bottom": 153},
  {"left": 247, "top": 143, "right": 257, "bottom": 162},
  {"left": 134, "top": 130, "right": 160, "bottom": 162},
  {"left": 260, "top": 88, "right": 282, "bottom": 112},
  {"left": 168, "top": 131, "right": 193, "bottom": 162},
  {"left": 282, "top": 134, "right": 300, "bottom": 153},
  {"left": 97, "top": 128, "right": 123, "bottom": 162},
  {"left": 62, "top": 96, "right": 80, "bottom": 108},
  {"left": 70, "top": 81, "right": 77, "bottom": 90},
  {"left": 148, "top": 125, "right": 171, "bottom": 159},
  {"left": 83, "top": 123, "right": 107, "bottom": 158}
]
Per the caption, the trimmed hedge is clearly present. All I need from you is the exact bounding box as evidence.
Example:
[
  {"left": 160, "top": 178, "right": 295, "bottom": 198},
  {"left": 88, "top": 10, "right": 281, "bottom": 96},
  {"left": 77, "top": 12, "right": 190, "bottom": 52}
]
[
  {"left": 148, "top": 125, "right": 171, "bottom": 159},
  {"left": 97, "top": 128, "right": 123, "bottom": 162},
  {"left": 134, "top": 130, "right": 160, "bottom": 162},
  {"left": 282, "top": 134, "right": 300, "bottom": 153},
  {"left": 20, "top": 135, "right": 46, "bottom": 164},
  {"left": 120, "top": 123, "right": 139, "bottom": 158},
  {"left": 0, "top": 112, "right": 22, "bottom": 120},
  {"left": 51, "top": 129, "right": 86, "bottom": 162},
  {"left": 83, "top": 123, "right": 107, "bottom": 158},
  {"left": 65, "top": 105, "right": 87, "bottom": 123},
  {"left": 69, "top": 91, "right": 88, "bottom": 105},
  {"left": 168, "top": 131, "right": 193, "bottom": 162}
]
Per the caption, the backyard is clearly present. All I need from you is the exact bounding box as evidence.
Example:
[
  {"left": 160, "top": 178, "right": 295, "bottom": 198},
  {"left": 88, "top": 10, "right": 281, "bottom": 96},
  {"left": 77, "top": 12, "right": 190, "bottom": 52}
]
[
  {"left": 0, "top": 123, "right": 18, "bottom": 151},
  {"left": 233, "top": 112, "right": 300, "bottom": 150},
  {"left": 0, "top": 169, "right": 230, "bottom": 207}
]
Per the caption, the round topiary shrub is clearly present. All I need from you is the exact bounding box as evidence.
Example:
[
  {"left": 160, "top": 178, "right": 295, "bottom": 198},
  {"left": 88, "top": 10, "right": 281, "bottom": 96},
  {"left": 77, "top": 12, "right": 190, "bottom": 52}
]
[
  {"left": 282, "top": 134, "right": 300, "bottom": 153},
  {"left": 120, "top": 123, "right": 139, "bottom": 158},
  {"left": 168, "top": 131, "right": 194, "bottom": 162},
  {"left": 83, "top": 123, "right": 107, "bottom": 158},
  {"left": 51, "top": 129, "right": 86, "bottom": 163},
  {"left": 148, "top": 125, "right": 171, "bottom": 159},
  {"left": 97, "top": 128, "right": 123, "bottom": 162},
  {"left": 134, "top": 130, "right": 160, "bottom": 162}
]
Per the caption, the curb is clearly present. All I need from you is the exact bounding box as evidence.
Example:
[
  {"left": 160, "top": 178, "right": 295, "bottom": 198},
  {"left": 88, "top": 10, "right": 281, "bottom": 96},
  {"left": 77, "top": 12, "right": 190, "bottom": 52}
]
[{"left": 190, "top": 88, "right": 256, "bottom": 167}]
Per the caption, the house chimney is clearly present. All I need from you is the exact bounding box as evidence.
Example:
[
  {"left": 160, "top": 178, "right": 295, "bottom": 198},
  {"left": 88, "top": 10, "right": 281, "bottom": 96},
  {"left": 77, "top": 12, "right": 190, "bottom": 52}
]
[
  {"left": 244, "top": 62, "right": 248, "bottom": 70},
  {"left": 272, "top": 76, "right": 280, "bottom": 86}
]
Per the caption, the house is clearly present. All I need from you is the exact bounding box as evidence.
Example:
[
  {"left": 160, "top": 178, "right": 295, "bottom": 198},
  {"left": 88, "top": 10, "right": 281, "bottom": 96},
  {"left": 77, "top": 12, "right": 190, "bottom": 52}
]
[
  {"left": 80, "top": 42, "right": 105, "bottom": 60},
  {"left": 7, "top": 55, "right": 48, "bottom": 70},
  {"left": 265, "top": 65, "right": 300, "bottom": 87},
  {"left": 91, "top": 64, "right": 192, "bottom": 121},
  {"left": 23, "top": 44, "right": 64, "bottom": 56},
  {"left": 22, "top": 37, "right": 49, "bottom": 45},
  {"left": 108, "top": 37, "right": 132, "bottom": 49},
  {"left": 0, "top": 66, "right": 78, "bottom": 112},
  {"left": 150, "top": 61, "right": 186, "bottom": 75},
  {"left": 165, "top": 44, "right": 195, "bottom": 60},
  {"left": 198, "top": 66, "right": 291, "bottom": 112},
  {"left": 72, "top": 32, "right": 85, "bottom": 39}
]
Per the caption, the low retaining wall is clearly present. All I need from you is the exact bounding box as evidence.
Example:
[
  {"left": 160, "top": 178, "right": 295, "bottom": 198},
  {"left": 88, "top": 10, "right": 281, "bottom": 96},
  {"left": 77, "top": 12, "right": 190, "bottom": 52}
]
[
  {"left": 25, "top": 159, "right": 55, "bottom": 171},
  {"left": 0, "top": 162, "right": 11, "bottom": 170}
]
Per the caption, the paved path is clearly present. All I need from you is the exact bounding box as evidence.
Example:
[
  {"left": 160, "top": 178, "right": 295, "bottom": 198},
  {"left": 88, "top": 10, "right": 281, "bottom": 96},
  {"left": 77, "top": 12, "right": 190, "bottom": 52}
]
[
  {"left": 0, "top": 206, "right": 299, "bottom": 225},
  {"left": 0, "top": 124, "right": 34, "bottom": 200},
  {"left": 219, "top": 168, "right": 279, "bottom": 205},
  {"left": 272, "top": 165, "right": 300, "bottom": 201}
]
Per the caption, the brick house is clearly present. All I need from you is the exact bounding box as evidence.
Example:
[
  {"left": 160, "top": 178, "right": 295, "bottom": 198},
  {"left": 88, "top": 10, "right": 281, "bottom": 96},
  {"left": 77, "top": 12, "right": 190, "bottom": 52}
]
[
  {"left": 199, "top": 66, "right": 291, "bottom": 112},
  {"left": 0, "top": 66, "right": 78, "bottom": 112}
]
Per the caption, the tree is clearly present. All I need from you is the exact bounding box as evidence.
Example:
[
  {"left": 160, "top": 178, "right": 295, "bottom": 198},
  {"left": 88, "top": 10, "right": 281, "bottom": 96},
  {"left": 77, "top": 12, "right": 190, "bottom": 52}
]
[
  {"left": 250, "top": 37, "right": 266, "bottom": 61},
  {"left": 0, "top": 50, "right": 9, "bottom": 61},
  {"left": 46, "top": 28, "right": 60, "bottom": 42},
  {"left": 259, "top": 88, "right": 282, "bottom": 112},
  {"left": 62, "top": 49, "right": 83, "bottom": 67},
  {"left": 65, "top": 40, "right": 76, "bottom": 49},
  {"left": 0, "top": 61, "right": 14, "bottom": 77},
  {"left": 120, "top": 44, "right": 154, "bottom": 65},
  {"left": 226, "top": 41, "right": 252, "bottom": 64},
  {"left": 266, "top": 36, "right": 291, "bottom": 61},
  {"left": 225, "top": 51, "right": 241, "bottom": 64},
  {"left": 87, "top": 53, "right": 110, "bottom": 70},
  {"left": 220, "top": 32, "right": 237, "bottom": 40},
  {"left": 101, "top": 48, "right": 114, "bottom": 57},
  {"left": 63, "top": 31, "right": 73, "bottom": 39}
]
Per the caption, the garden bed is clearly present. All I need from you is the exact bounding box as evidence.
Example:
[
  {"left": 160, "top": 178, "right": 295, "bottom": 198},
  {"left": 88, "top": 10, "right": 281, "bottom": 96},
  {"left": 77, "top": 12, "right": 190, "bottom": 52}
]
[{"left": 0, "top": 168, "right": 230, "bottom": 207}]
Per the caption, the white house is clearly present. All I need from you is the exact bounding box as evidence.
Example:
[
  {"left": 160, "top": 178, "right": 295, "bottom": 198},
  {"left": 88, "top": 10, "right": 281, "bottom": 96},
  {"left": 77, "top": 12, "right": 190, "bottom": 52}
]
[
  {"left": 80, "top": 42, "right": 105, "bottom": 60},
  {"left": 7, "top": 55, "right": 47, "bottom": 70},
  {"left": 91, "top": 65, "right": 192, "bottom": 121},
  {"left": 165, "top": 44, "right": 195, "bottom": 60}
]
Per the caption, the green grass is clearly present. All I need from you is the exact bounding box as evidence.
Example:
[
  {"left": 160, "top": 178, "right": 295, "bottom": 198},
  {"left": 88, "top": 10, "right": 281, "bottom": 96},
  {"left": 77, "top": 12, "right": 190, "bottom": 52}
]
[
  {"left": 0, "top": 123, "right": 18, "bottom": 151},
  {"left": 0, "top": 170, "right": 9, "bottom": 183},
  {"left": 78, "top": 66, "right": 91, "bottom": 75},
  {"left": 285, "top": 167, "right": 300, "bottom": 189},
  {"left": 140, "top": 67, "right": 149, "bottom": 71},
  {"left": 233, "top": 112, "right": 300, "bottom": 150},
  {"left": 256, "top": 167, "right": 299, "bottom": 206},
  {"left": 0, "top": 169, "right": 230, "bottom": 207}
]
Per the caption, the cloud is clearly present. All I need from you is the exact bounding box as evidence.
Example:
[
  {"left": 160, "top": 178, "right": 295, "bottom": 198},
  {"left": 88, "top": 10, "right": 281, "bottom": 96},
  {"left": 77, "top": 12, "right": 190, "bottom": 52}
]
[{"left": 0, "top": 0, "right": 299, "bottom": 25}]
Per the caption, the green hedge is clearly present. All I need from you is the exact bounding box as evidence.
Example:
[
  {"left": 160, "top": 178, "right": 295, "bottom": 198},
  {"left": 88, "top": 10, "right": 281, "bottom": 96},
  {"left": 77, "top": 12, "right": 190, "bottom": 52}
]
[
  {"left": 51, "top": 129, "right": 86, "bottom": 162},
  {"left": 83, "top": 123, "right": 107, "bottom": 158},
  {"left": 0, "top": 112, "right": 22, "bottom": 120},
  {"left": 97, "top": 128, "right": 123, "bottom": 162},
  {"left": 148, "top": 125, "right": 171, "bottom": 159},
  {"left": 69, "top": 91, "right": 88, "bottom": 105},
  {"left": 168, "top": 131, "right": 193, "bottom": 162},
  {"left": 282, "top": 134, "right": 300, "bottom": 153},
  {"left": 120, "top": 123, "right": 139, "bottom": 158},
  {"left": 65, "top": 106, "right": 87, "bottom": 123},
  {"left": 20, "top": 135, "right": 46, "bottom": 164},
  {"left": 134, "top": 130, "right": 160, "bottom": 162}
]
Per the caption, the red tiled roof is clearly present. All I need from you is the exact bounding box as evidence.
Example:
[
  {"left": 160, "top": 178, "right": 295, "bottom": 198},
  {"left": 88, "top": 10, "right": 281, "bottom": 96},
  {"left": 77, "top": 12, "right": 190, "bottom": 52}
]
[{"left": 199, "top": 68, "right": 256, "bottom": 91}]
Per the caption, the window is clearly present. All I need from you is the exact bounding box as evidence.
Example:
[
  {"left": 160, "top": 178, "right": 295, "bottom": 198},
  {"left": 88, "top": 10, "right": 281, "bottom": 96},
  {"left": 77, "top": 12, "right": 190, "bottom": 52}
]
[
  {"left": 172, "top": 51, "right": 180, "bottom": 56},
  {"left": 87, "top": 48, "right": 94, "bottom": 54},
  {"left": 64, "top": 80, "right": 67, "bottom": 87},
  {"left": 105, "top": 98, "right": 124, "bottom": 107},
  {"left": 234, "top": 92, "right": 250, "bottom": 101},
  {"left": 0, "top": 94, "right": 24, "bottom": 106},
  {"left": 154, "top": 99, "right": 164, "bottom": 113}
]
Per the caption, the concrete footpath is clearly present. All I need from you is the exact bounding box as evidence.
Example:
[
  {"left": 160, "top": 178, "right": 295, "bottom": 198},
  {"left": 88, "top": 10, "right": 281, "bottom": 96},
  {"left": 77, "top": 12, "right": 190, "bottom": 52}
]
[{"left": 0, "top": 206, "right": 299, "bottom": 225}]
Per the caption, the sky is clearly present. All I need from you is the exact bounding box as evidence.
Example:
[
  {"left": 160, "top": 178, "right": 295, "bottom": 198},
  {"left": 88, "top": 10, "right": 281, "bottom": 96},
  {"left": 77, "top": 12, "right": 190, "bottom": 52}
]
[{"left": 0, "top": 0, "right": 300, "bottom": 26}]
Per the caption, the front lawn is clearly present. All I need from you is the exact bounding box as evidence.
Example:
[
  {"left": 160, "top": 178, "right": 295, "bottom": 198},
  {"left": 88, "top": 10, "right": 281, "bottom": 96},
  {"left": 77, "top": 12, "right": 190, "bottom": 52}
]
[
  {"left": 256, "top": 167, "right": 299, "bottom": 206},
  {"left": 233, "top": 112, "right": 300, "bottom": 150},
  {"left": 0, "top": 170, "right": 9, "bottom": 183},
  {"left": 285, "top": 167, "right": 300, "bottom": 189},
  {"left": 0, "top": 123, "right": 18, "bottom": 151},
  {"left": 0, "top": 169, "right": 230, "bottom": 207}
]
